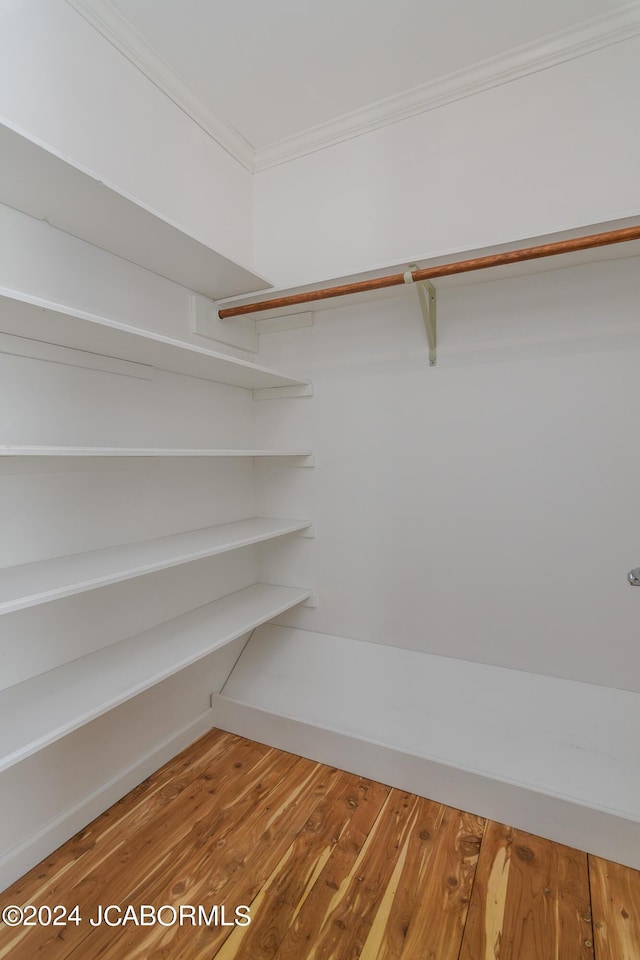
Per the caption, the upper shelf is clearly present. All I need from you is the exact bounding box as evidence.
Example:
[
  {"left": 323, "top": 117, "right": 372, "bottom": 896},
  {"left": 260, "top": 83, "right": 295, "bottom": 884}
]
[
  {"left": 0, "top": 120, "right": 271, "bottom": 300},
  {"left": 0, "top": 292, "right": 308, "bottom": 390}
]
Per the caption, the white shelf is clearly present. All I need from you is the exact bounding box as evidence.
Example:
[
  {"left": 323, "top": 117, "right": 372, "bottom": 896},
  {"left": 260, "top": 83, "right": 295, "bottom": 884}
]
[
  {"left": 0, "top": 583, "right": 310, "bottom": 772},
  {"left": 0, "top": 292, "right": 308, "bottom": 390},
  {"left": 0, "top": 517, "right": 312, "bottom": 615},
  {"left": 0, "top": 446, "right": 313, "bottom": 458},
  {"left": 0, "top": 120, "right": 270, "bottom": 300}
]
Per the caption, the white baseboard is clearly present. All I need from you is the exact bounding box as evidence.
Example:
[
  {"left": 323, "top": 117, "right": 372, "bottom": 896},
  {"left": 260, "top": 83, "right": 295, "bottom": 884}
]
[
  {"left": 212, "top": 695, "right": 640, "bottom": 870},
  {"left": 0, "top": 710, "right": 214, "bottom": 892}
]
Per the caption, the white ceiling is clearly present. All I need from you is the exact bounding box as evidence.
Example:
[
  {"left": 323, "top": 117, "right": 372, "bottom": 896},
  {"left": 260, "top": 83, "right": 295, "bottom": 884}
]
[{"left": 73, "top": 0, "right": 639, "bottom": 163}]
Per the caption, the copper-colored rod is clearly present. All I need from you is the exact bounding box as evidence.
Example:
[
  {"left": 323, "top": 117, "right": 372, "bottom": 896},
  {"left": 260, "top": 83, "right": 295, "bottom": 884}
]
[{"left": 218, "top": 225, "right": 640, "bottom": 319}]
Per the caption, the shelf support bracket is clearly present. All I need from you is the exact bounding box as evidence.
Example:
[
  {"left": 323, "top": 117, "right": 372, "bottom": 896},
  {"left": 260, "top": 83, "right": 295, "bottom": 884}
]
[
  {"left": 405, "top": 269, "right": 436, "bottom": 366},
  {"left": 417, "top": 280, "right": 437, "bottom": 366}
]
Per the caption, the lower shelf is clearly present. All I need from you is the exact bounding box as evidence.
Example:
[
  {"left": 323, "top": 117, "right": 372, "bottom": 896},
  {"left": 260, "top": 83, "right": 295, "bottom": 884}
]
[
  {"left": 0, "top": 583, "right": 310, "bottom": 773},
  {"left": 213, "top": 624, "right": 640, "bottom": 870}
]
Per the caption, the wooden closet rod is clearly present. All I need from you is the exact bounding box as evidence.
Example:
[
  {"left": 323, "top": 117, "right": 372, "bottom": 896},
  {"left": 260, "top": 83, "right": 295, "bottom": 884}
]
[{"left": 218, "top": 225, "right": 640, "bottom": 319}]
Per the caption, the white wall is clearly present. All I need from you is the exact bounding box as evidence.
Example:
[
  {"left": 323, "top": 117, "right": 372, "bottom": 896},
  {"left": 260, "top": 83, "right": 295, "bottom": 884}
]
[
  {"left": 0, "top": 0, "right": 254, "bottom": 271},
  {"left": 256, "top": 252, "right": 640, "bottom": 692},
  {"left": 254, "top": 37, "right": 640, "bottom": 286}
]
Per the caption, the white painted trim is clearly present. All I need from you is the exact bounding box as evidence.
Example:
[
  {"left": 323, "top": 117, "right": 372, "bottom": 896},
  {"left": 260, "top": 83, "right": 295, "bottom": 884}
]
[
  {"left": 63, "top": 1, "right": 640, "bottom": 173},
  {"left": 0, "top": 709, "right": 213, "bottom": 892},
  {"left": 256, "top": 312, "right": 314, "bottom": 335},
  {"left": 254, "top": 3, "right": 640, "bottom": 169},
  {"left": 255, "top": 453, "right": 316, "bottom": 467},
  {"left": 64, "top": 0, "right": 255, "bottom": 171},
  {"left": 212, "top": 697, "right": 640, "bottom": 870},
  {"left": 253, "top": 383, "right": 314, "bottom": 401}
]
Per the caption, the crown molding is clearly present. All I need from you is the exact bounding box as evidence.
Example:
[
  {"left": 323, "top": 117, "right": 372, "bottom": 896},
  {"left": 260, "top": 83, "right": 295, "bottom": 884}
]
[
  {"left": 64, "top": 0, "right": 256, "bottom": 171},
  {"left": 64, "top": 0, "right": 640, "bottom": 175},
  {"left": 254, "top": 2, "right": 640, "bottom": 170}
]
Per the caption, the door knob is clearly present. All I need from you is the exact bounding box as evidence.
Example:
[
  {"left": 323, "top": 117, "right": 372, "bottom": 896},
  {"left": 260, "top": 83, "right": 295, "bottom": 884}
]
[{"left": 628, "top": 568, "right": 640, "bottom": 586}]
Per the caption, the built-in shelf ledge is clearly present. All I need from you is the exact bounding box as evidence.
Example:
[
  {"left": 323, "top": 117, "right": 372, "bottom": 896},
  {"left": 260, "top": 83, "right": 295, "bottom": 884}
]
[
  {"left": 0, "top": 583, "right": 311, "bottom": 772},
  {"left": 0, "top": 292, "right": 308, "bottom": 390},
  {"left": 0, "top": 121, "right": 271, "bottom": 300},
  {"left": 213, "top": 624, "right": 640, "bottom": 870},
  {"left": 0, "top": 446, "right": 313, "bottom": 458},
  {"left": 0, "top": 517, "right": 312, "bottom": 615}
]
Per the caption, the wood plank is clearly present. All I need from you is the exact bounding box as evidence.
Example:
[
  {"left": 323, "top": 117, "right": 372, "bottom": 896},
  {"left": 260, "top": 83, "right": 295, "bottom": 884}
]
[
  {"left": 589, "top": 855, "right": 640, "bottom": 960},
  {"left": 359, "top": 802, "right": 484, "bottom": 960},
  {"left": 356, "top": 797, "right": 446, "bottom": 960},
  {"left": 273, "top": 788, "right": 423, "bottom": 960},
  {"left": 268, "top": 779, "right": 401, "bottom": 960},
  {"left": 459, "top": 820, "right": 594, "bottom": 960},
  {"left": 213, "top": 772, "right": 390, "bottom": 960}
]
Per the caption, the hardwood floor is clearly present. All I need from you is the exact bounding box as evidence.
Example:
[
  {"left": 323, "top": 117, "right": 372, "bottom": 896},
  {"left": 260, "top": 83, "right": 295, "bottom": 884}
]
[{"left": 1, "top": 729, "right": 638, "bottom": 959}]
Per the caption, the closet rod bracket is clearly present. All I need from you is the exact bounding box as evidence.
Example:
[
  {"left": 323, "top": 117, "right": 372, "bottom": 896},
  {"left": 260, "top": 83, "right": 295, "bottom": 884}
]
[{"left": 407, "top": 268, "right": 436, "bottom": 365}]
